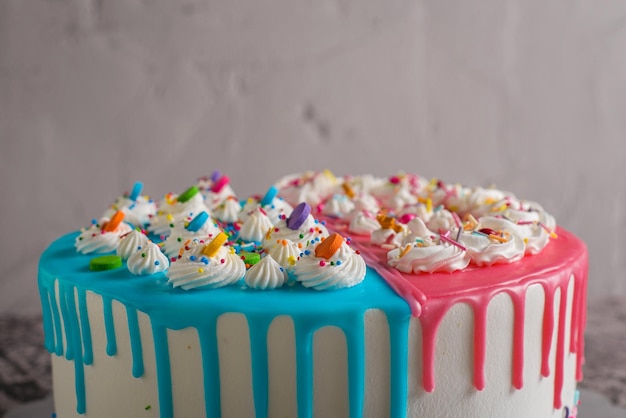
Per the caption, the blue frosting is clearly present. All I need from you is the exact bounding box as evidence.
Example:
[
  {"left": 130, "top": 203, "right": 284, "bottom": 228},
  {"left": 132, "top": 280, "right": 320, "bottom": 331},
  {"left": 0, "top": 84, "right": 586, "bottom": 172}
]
[{"left": 39, "top": 232, "right": 411, "bottom": 418}]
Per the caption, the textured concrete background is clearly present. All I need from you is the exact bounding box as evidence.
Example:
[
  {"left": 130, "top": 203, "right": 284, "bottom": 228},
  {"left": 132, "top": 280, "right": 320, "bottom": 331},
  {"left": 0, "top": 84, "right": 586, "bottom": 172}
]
[{"left": 0, "top": 0, "right": 622, "bottom": 314}]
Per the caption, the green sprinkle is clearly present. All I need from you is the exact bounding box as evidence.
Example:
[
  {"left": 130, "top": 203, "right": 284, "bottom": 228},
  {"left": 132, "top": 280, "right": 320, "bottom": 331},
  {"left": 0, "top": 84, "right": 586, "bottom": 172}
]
[
  {"left": 241, "top": 252, "right": 261, "bottom": 266},
  {"left": 177, "top": 185, "right": 199, "bottom": 203},
  {"left": 89, "top": 255, "right": 123, "bottom": 271},
  {"left": 145, "top": 405, "right": 151, "bottom": 410}
]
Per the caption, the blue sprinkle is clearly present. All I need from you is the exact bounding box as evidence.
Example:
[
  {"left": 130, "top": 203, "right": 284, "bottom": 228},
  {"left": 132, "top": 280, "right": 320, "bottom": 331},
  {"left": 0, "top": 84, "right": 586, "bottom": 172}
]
[
  {"left": 137, "top": 246, "right": 142, "bottom": 250},
  {"left": 304, "top": 250, "right": 310, "bottom": 255},
  {"left": 260, "top": 186, "right": 278, "bottom": 206},
  {"left": 336, "top": 260, "right": 342, "bottom": 265},
  {"left": 190, "top": 255, "right": 197, "bottom": 261},
  {"left": 279, "top": 267, "right": 284, "bottom": 272},
  {"left": 154, "top": 260, "right": 160, "bottom": 266},
  {"left": 200, "top": 257, "right": 209, "bottom": 265},
  {"left": 314, "top": 219, "right": 319, "bottom": 224},
  {"left": 129, "top": 181, "right": 143, "bottom": 201},
  {"left": 91, "top": 219, "right": 98, "bottom": 225},
  {"left": 129, "top": 203, "right": 136, "bottom": 210}
]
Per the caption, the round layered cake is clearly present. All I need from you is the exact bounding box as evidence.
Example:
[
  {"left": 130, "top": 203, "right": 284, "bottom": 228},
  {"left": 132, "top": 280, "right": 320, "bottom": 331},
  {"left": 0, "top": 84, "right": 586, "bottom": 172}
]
[{"left": 39, "top": 172, "right": 587, "bottom": 418}]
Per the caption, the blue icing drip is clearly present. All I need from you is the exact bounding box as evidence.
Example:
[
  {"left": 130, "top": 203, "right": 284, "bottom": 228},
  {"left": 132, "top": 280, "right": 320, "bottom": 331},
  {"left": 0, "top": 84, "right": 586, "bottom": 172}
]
[
  {"left": 388, "top": 311, "right": 410, "bottom": 418},
  {"left": 58, "top": 284, "right": 74, "bottom": 361},
  {"left": 295, "top": 326, "right": 314, "bottom": 418},
  {"left": 39, "top": 232, "right": 411, "bottom": 417},
  {"left": 102, "top": 296, "right": 117, "bottom": 356},
  {"left": 126, "top": 307, "right": 144, "bottom": 378},
  {"left": 38, "top": 283, "right": 55, "bottom": 352},
  {"left": 198, "top": 319, "right": 221, "bottom": 417},
  {"left": 248, "top": 315, "right": 273, "bottom": 418},
  {"left": 345, "top": 312, "right": 365, "bottom": 418},
  {"left": 60, "top": 282, "right": 86, "bottom": 414},
  {"left": 49, "top": 284, "right": 64, "bottom": 356},
  {"left": 77, "top": 288, "right": 93, "bottom": 365},
  {"left": 152, "top": 323, "right": 173, "bottom": 418}
]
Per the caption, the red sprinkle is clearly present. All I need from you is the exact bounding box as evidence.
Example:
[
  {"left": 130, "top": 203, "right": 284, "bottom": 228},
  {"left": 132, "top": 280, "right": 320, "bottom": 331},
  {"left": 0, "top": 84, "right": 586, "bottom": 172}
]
[{"left": 319, "top": 260, "right": 326, "bottom": 267}]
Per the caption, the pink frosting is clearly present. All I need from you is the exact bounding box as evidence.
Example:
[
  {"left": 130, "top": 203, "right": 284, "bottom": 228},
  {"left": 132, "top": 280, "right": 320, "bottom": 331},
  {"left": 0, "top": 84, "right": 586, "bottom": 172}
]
[{"left": 321, "top": 215, "right": 587, "bottom": 410}]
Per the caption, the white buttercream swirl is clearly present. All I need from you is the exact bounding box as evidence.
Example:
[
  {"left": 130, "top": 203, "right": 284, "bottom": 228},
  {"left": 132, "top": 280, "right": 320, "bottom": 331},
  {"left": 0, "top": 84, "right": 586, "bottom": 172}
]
[
  {"left": 322, "top": 194, "right": 355, "bottom": 218},
  {"left": 116, "top": 230, "right": 150, "bottom": 260},
  {"left": 459, "top": 217, "right": 525, "bottom": 266},
  {"left": 127, "top": 242, "right": 169, "bottom": 275},
  {"left": 266, "top": 239, "right": 300, "bottom": 279},
  {"left": 293, "top": 241, "right": 366, "bottom": 290},
  {"left": 240, "top": 197, "right": 293, "bottom": 225},
  {"left": 388, "top": 241, "right": 470, "bottom": 274},
  {"left": 348, "top": 212, "right": 380, "bottom": 236},
  {"left": 103, "top": 196, "right": 156, "bottom": 228},
  {"left": 75, "top": 218, "right": 132, "bottom": 254},
  {"left": 213, "top": 197, "right": 242, "bottom": 223},
  {"left": 244, "top": 255, "right": 285, "bottom": 290},
  {"left": 148, "top": 193, "right": 209, "bottom": 237},
  {"left": 166, "top": 241, "right": 245, "bottom": 290},
  {"left": 161, "top": 215, "right": 222, "bottom": 258},
  {"left": 262, "top": 214, "right": 329, "bottom": 248},
  {"left": 238, "top": 209, "right": 274, "bottom": 243}
]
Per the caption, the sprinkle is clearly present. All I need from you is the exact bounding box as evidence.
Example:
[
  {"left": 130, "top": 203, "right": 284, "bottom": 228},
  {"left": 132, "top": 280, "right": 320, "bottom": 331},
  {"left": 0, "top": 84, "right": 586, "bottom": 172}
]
[
  {"left": 202, "top": 232, "right": 228, "bottom": 257},
  {"left": 177, "top": 185, "right": 200, "bottom": 203},
  {"left": 102, "top": 211, "right": 125, "bottom": 232},
  {"left": 220, "top": 259, "right": 225, "bottom": 264},
  {"left": 342, "top": 182, "right": 356, "bottom": 198},
  {"left": 260, "top": 186, "right": 279, "bottom": 206},
  {"left": 488, "top": 234, "right": 508, "bottom": 243},
  {"left": 336, "top": 260, "right": 342, "bottom": 265},
  {"left": 211, "top": 175, "right": 230, "bottom": 193},
  {"left": 154, "top": 260, "right": 160, "bottom": 266},
  {"left": 399, "top": 245, "right": 412, "bottom": 258},
  {"left": 198, "top": 268, "right": 204, "bottom": 273},
  {"left": 439, "top": 234, "right": 467, "bottom": 251},
  {"left": 315, "top": 233, "right": 343, "bottom": 259},
  {"left": 319, "top": 260, "right": 326, "bottom": 267},
  {"left": 129, "top": 182, "right": 143, "bottom": 201},
  {"left": 141, "top": 253, "right": 146, "bottom": 258},
  {"left": 190, "top": 255, "right": 197, "bottom": 261}
]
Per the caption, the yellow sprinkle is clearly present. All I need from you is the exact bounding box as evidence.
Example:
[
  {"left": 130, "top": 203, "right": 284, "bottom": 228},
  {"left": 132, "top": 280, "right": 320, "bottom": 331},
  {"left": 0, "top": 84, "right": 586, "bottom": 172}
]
[
  {"left": 426, "top": 198, "right": 432, "bottom": 213},
  {"left": 491, "top": 204, "right": 508, "bottom": 212},
  {"left": 166, "top": 214, "right": 174, "bottom": 221},
  {"left": 524, "top": 238, "right": 529, "bottom": 244},
  {"left": 550, "top": 231, "right": 558, "bottom": 239},
  {"left": 288, "top": 256, "right": 296, "bottom": 266},
  {"left": 198, "top": 268, "right": 204, "bottom": 273},
  {"left": 484, "top": 198, "right": 497, "bottom": 205},
  {"left": 399, "top": 245, "right": 412, "bottom": 258},
  {"left": 448, "top": 205, "right": 458, "bottom": 212},
  {"left": 322, "top": 169, "right": 337, "bottom": 183},
  {"left": 202, "top": 232, "right": 228, "bottom": 257}
]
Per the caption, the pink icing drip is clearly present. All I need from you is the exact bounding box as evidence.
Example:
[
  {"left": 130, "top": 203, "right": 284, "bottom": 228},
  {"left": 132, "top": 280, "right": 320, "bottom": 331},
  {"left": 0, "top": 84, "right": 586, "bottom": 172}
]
[
  {"left": 509, "top": 289, "right": 526, "bottom": 390},
  {"left": 321, "top": 216, "right": 587, "bottom": 409},
  {"left": 541, "top": 285, "right": 556, "bottom": 377},
  {"left": 472, "top": 300, "right": 488, "bottom": 391}
]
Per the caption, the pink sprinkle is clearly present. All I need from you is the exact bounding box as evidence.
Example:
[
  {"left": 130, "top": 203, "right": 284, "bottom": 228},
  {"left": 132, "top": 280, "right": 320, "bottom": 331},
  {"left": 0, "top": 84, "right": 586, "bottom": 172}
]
[
  {"left": 319, "top": 260, "right": 326, "bottom": 266},
  {"left": 451, "top": 211, "right": 462, "bottom": 228},
  {"left": 399, "top": 213, "right": 416, "bottom": 224},
  {"left": 389, "top": 176, "right": 400, "bottom": 184},
  {"left": 220, "top": 259, "right": 225, "bottom": 264},
  {"left": 440, "top": 234, "right": 467, "bottom": 251}
]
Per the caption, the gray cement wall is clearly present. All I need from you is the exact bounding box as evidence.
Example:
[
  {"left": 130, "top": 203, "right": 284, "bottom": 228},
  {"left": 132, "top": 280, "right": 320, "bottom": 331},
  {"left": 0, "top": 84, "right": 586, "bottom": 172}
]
[{"left": 1, "top": 0, "right": 622, "bottom": 314}]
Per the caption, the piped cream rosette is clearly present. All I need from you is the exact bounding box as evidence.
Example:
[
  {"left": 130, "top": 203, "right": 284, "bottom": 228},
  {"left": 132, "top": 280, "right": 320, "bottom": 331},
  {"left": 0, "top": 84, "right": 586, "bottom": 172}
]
[
  {"left": 166, "top": 232, "right": 245, "bottom": 290},
  {"left": 293, "top": 233, "right": 366, "bottom": 290},
  {"left": 75, "top": 211, "right": 132, "bottom": 254}
]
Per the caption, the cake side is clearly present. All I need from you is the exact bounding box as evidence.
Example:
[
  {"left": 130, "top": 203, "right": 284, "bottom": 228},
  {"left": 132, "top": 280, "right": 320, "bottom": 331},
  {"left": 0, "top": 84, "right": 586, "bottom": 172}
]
[{"left": 40, "top": 228, "right": 587, "bottom": 418}]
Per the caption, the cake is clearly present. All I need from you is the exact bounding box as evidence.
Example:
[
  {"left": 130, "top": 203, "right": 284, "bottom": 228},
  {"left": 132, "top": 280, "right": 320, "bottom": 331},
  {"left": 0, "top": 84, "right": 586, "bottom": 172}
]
[{"left": 39, "top": 171, "right": 587, "bottom": 418}]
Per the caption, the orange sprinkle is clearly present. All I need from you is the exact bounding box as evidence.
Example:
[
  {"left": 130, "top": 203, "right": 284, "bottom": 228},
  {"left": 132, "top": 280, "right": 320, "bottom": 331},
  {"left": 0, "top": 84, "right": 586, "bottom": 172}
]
[
  {"left": 342, "top": 183, "right": 355, "bottom": 199},
  {"left": 315, "top": 233, "right": 343, "bottom": 260},
  {"left": 488, "top": 234, "right": 508, "bottom": 243},
  {"left": 399, "top": 245, "right": 412, "bottom": 258},
  {"left": 102, "top": 211, "right": 125, "bottom": 232}
]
